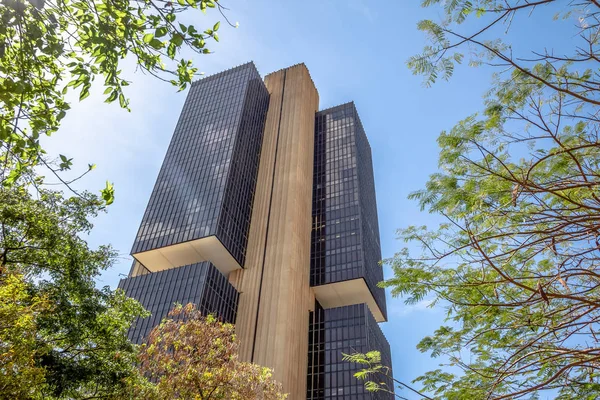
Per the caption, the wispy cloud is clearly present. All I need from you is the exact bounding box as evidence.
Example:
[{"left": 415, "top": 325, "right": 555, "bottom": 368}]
[
  {"left": 348, "top": 0, "right": 377, "bottom": 23},
  {"left": 389, "top": 298, "right": 437, "bottom": 317}
]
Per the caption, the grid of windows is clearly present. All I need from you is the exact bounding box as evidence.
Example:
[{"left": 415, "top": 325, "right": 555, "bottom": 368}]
[
  {"left": 131, "top": 62, "right": 269, "bottom": 267},
  {"left": 118, "top": 262, "right": 239, "bottom": 344},
  {"left": 217, "top": 76, "right": 270, "bottom": 264},
  {"left": 307, "top": 303, "right": 394, "bottom": 400},
  {"left": 353, "top": 108, "right": 386, "bottom": 319},
  {"left": 311, "top": 102, "right": 387, "bottom": 319}
]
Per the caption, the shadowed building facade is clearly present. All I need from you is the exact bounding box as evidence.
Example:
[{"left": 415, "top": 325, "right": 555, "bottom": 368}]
[
  {"left": 307, "top": 103, "right": 392, "bottom": 399},
  {"left": 118, "top": 62, "right": 393, "bottom": 399}
]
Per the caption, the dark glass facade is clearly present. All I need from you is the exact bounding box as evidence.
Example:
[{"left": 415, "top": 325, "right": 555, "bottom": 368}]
[
  {"left": 118, "top": 262, "right": 239, "bottom": 344},
  {"left": 311, "top": 103, "right": 387, "bottom": 319},
  {"left": 307, "top": 303, "right": 393, "bottom": 400},
  {"left": 131, "top": 62, "right": 269, "bottom": 267}
]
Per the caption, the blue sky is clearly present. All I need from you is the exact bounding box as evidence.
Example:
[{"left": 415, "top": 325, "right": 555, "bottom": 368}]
[{"left": 43, "top": 0, "right": 581, "bottom": 397}]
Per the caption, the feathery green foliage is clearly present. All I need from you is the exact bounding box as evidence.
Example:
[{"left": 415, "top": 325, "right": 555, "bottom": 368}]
[{"left": 383, "top": 0, "right": 600, "bottom": 398}]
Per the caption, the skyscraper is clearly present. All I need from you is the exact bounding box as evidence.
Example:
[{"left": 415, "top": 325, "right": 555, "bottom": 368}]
[{"left": 118, "top": 62, "right": 393, "bottom": 399}]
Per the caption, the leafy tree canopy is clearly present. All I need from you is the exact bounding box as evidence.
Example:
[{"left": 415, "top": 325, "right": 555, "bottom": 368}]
[
  {"left": 0, "top": 273, "right": 49, "bottom": 398},
  {"left": 376, "top": 0, "right": 600, "bottom": 399},
  {"left": 1, "top": 0, "right": 229, "bottom": 201},
  {"left": 0, "top": 183, "right": 149, "bottom": 398},
  {"left": 0, "top": 0, "right": 240, "bottom": 397},
  {"left": 136, "top": 303, "right": 287, "bottom": 400}
]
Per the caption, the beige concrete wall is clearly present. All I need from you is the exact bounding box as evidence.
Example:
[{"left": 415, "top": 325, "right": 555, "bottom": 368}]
[{"left": 230, "top": 64, "right": 318, "bottom": 399}]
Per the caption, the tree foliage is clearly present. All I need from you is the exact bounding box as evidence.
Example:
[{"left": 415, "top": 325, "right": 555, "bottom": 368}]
[
  {"left": 0, "top": 273, "right": 50, "bottom": 398},
  {"left": 344, "top": 351, "right": 432, "bottom": 400},
  {"left": 0, "top": 0, "right": 228, "bottom": 201},
  {"left": 407, "top": 0, "right": 600, "bottom": 98},
  {"left": 381, "top": 0, "right": 600, "bottom": 399},
  {"left": 0, "top": 184, "right": 148, "bottom": 398},
  {"left": 0, "top": 0, "right": 239, "bottom": 397},
  {"left": 136, "top": 303, "right": 287, "bottom": 400}
]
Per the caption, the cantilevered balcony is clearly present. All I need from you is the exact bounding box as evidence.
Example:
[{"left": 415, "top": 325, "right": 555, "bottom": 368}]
[{"left": 310, "top": 103, "right": 387, "bottom": 322}]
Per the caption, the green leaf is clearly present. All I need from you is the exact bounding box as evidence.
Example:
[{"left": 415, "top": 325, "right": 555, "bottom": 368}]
[
  {"left": 119, "top": 93, "right": 127, "bottom": 108},
  {"left": 105, "top": 90, "right": 119, "bottom": 103},
  {"left": 155, "top": 26, "right": 168, "bottom": 38},
  {"left": 167, "top": 43, "right": 177, "bottom": 59},
  {"left": 149, "top": 38, "right": 164, "bottom": 49},
  {"left": 213, "top": 21, "right": 220, "bottom": 31},
  {"left": 101, "top": 181, "right": 115, "bottom": 205},
  {"left": 143, "top": 33, "right": 154, "bottom": 43},
  {"left": 171, "top": 34, "right": 184, "bottom": 46},
  {"left": 79, "top": 86, "right": 90, "bottom": 101},
  {"left": 58, "top": 154, "right": 73, "bottom": 170}
]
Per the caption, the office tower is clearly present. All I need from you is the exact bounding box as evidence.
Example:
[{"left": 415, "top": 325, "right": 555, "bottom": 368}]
[
  {"left": 306, "top": 103, "right": 391, "bottom": 399},
  {"left": 118, "top": 62, "right": 393, "bottom": 399},
  {"left": 307, "top": 304, "right": 392, "bottom": 400}
]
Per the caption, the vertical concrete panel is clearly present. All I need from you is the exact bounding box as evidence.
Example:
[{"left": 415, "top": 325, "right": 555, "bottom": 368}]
[
  {"left": 232, "top": 64, "right": 319, "bottom": 399},
  {"left": 231, "top": 71, "right": 284, "bottom": 360}
]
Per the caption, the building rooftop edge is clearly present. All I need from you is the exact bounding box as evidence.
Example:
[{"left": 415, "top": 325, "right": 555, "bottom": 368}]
[
  {"left": 317, "top": 101, "right": 356, "bottom": 114},
  {"left": 317, "top": 101, "right": 373, "bottom": 150},
  {"left": 191, "top": 61, "right": 259, "bottom": 86},
  {"left": 265, "top": 63, "right": 318, "bottom": 95},
  {"left": 191, "top": 61, "right": 320, "bottom": 98}
]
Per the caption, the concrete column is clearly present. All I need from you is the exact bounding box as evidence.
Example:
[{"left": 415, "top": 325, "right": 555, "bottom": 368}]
[{"left": 231, "top": 64, "right": 319, "bottom": 399}]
